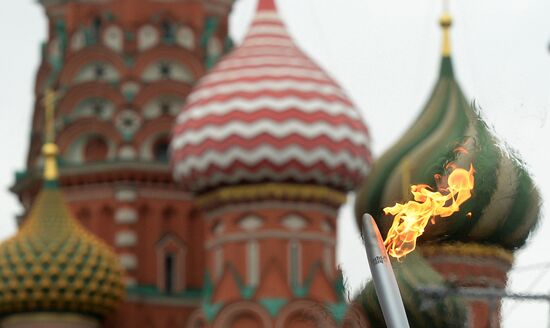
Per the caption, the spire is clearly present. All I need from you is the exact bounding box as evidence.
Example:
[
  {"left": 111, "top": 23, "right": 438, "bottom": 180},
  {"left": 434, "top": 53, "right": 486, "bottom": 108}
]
[
  {"left": 42, "top": 89, "right": 59, "bottom": 186},
  {"left": 438, "top": 1, "right": 454, "bottom": 77},
  {"left": 257, "top": 0, "right": 277, "bottom": 12},
  {"left": 439, "top": 4, "right": 453, "bottom": 57}
]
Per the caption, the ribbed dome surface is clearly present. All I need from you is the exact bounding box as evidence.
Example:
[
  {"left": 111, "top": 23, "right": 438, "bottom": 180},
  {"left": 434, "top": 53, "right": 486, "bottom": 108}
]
[
  {"left": 354, "top": 15, "right": 541, "bottom": 328},
  {"left": 0, "top": 186, "right": 124, "bottom": 318},
  {"left": 355, "top": 57, "right": 541, "bottom": 250},
  {"left": 172, "top": 0, "right": 372, "bottom": 194}
]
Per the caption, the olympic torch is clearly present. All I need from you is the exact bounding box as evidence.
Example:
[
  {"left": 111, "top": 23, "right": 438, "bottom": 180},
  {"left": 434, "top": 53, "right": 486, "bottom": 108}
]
[{"left": 362, "top": 214, "right": 410, "bottom": 328}]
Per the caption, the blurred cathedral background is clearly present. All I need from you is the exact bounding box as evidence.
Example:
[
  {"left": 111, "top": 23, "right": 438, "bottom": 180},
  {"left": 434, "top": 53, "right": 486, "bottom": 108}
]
[{"left": 0, "top": 0, "right": 543, "bottom": 327}]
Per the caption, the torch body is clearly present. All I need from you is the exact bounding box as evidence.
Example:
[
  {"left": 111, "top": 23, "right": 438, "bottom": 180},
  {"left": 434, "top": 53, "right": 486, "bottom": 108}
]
[{"left": 362, "top": 214, "right": 410, "bottom": 328}]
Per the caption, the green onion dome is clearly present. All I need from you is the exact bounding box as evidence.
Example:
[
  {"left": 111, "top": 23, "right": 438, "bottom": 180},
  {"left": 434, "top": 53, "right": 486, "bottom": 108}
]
[
  {"left": 0, "top": 143, "right": 124, "bottom": 318},
  {"left": 355, "top": 14, "right": 541, "bottom": 250}
]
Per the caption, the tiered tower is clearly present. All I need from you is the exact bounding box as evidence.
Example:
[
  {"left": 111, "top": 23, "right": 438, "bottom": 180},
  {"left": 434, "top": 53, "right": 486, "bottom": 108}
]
[
  {"left": 355, "top": 11, "right": 541, "bottom": 328},
  {"left": 11, "top": 0, "right": 234, "bottom": 326},
  {"left": 171, "top": 0, "right": 372, "bottom": 326}
]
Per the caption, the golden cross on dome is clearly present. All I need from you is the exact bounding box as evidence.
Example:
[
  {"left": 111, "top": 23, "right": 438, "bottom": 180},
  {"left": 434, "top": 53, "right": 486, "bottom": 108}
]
[
  {"left": 440, "top": 0, "right": 453, "bottom": 57},
  {"left": 42, "top": 89, "right": 59, "bottom": 182},
  {"left": 44, "top": 89, "right": 57, "bottom": 144}
]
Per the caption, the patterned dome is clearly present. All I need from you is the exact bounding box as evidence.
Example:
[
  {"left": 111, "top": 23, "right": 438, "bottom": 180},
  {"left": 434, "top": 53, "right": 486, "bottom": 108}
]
[
  {"left": 0, "top": 144, "right": 124, "bottom": 318},
  {"left": 172, "top": 0, "right": 372, "bottom": 194},
  {"left": 355, "top": 15, "right": 541, "bottom": 250}
]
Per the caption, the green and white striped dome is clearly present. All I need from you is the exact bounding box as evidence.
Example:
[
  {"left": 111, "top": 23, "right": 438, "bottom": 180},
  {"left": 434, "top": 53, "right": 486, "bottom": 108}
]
[{"left": 355, "top": 16, "right": 541, "bottom": 251}]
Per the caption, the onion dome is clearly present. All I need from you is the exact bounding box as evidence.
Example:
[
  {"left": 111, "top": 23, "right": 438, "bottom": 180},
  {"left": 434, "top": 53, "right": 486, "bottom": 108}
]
[
  {"left": 0, "top": 91, "right": 124, "bottom": 318},
  {"left": 355, "top": 13, "right": 540, "bottom": 249},
  {"left": 358, "top": 251, "right": 467, "bottom": 327},
  {"left": 172, "top": 0, "right": 372, "bottom": 194}
]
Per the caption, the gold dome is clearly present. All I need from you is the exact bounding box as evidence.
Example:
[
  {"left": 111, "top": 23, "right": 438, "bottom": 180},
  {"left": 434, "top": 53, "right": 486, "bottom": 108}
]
[
  {"left": 0, "top": 90, "right": 124, "bottom": 318},
  {"left": 0, "top": 177, "right": 125, "bottom": 318}
]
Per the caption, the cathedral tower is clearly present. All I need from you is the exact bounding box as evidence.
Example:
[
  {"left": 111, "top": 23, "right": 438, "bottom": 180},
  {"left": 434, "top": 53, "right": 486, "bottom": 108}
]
[
  {"left": 11, "top": 0, "right": 234, "bottom": 326},
  {"left": 171, "top": 0, "right": 372, "bottom": 326}
]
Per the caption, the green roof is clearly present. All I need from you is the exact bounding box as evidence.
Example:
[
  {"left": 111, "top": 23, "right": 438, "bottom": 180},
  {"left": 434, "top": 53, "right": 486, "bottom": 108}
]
[{"left": 355, "top": 54, "right": 540, "bottom": 250}]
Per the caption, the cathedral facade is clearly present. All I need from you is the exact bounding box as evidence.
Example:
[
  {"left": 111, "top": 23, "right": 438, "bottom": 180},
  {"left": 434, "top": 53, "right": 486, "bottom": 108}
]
[
  {"left": 4, "top": 0, "right": 540, "bottom": 327},
  {"left": 8, "top": 0, "right": 371, "bottom": 326}
]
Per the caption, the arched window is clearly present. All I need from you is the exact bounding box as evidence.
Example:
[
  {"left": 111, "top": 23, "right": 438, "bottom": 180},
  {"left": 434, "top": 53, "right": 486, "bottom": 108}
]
[
  {"left": 156, "top": 235, "right": 186, "bottom": 293},
  {"left": 159, "top": 101, "right": 171, "bottom": 115},
  {"left": 143, "top": 96, "right": 184, "bottom": 119},
  {"left": 138, "top": 25, "right": 159, "bottom": 51},
  {"left": 247, "top": 241, "right": 259, "bottom": 286},
  {"left": 74, "top": 62, "right": 120, "bottom": 83},
  {"left": 289, "top": 240, "right": 301, "bottom": 288},
  {"left": 164, "top": 252, "right": 176, "bottom": 293},
  {"left": 159, "top": 62, "right": 172, "bottom": 79},
  {"left": 84, "top": 135, "right": 109, "bottom": 162},
  {"left": 176, "top": 26, "right": 195, "bottom": 50},
  {"left": 74, "top": 97, "right": 115, "bottom": 120},
  {"left": 153, "top": 136, "right": 170, "bottom": 162},
  {"left": 140, "top": 133, "right": 172, "bottom": 162},
  {"left": 94, "top": 64, "right": 105, "bottom": 78},
  {"left": 282, "top": 214, "right": 308, "bottom": 231},
  {"left": 103, "top": 25, "right": 123, "bottom": 52},
  {"left": 141, "top": 60, "right": 194, "bottom": 83},
  {"left": 71, "top": 29, "right": 86, "bottom": 51},
  {"left": 92, "top": 16, "right": 102, "bottom": 43},
  {"left": 238, "top": 215, "right": 263, "bottom": 231},
  {"left": 161, "top": 20, "right": 175, "bottom": 43}
]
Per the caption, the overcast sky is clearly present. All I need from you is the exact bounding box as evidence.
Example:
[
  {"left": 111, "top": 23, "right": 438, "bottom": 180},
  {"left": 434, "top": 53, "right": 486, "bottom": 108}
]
[{"left": 1, "top": 0, "right": 549, "bottom": 326}]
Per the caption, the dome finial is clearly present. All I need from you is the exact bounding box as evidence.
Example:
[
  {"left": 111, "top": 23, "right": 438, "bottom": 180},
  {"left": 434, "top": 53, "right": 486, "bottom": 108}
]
[
  {"left": 42, "top": 88, "right": 59, "bottom": 184},
  {"left": 439, "top": 0, "right": 453, "bottom": 57},
  {"left": 257, "top": 0, "right": 277, "bottom": 12}
]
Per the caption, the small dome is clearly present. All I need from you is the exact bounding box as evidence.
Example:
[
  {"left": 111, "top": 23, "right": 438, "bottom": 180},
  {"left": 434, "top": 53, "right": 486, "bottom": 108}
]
[
  {"left": 0, "top": 144, "right": 124, "bottom": 318},
  {"left": 172, "top": 0, "right": 372, "bottom": 194},
  {"left": 355, "top": 17, "right": 541, "bottom": 250}
]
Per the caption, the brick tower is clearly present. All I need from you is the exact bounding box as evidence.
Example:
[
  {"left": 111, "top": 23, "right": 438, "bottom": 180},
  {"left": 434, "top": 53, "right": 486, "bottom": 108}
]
[
  {"left": 171, "top": 0, "right": 372, "bottom": 327},
  {"left": 11, "top": 0, "right": 234, "bottom": 326}
]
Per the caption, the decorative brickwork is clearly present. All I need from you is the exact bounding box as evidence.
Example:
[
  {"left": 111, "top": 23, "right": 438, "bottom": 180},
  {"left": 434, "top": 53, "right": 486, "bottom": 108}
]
[{"left": 12, "top": 0, "right": 233, "bottom": 326}]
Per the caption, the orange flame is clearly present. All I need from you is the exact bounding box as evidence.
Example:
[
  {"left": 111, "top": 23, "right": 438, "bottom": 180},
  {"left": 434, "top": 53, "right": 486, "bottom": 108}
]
[{"left": 383, "top": 164, "right": 475, "bottom": 259}]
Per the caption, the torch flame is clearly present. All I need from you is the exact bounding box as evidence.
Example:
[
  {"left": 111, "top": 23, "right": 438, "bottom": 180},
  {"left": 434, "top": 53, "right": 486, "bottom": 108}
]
[{"left": 383, "top": 164, "right": 475, "bottom": 259}]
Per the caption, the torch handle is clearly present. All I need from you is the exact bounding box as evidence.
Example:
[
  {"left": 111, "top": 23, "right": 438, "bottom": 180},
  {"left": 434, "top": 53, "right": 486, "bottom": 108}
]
[{"left": 362, "top": 214, "right": 410, "bottom": 328}]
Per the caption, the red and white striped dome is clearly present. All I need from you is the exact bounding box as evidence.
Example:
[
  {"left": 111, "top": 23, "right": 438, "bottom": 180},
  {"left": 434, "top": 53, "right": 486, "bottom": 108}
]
[{"left": 171, "top": 0, "right": 372, "bottom": 194}]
